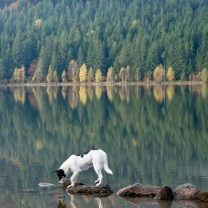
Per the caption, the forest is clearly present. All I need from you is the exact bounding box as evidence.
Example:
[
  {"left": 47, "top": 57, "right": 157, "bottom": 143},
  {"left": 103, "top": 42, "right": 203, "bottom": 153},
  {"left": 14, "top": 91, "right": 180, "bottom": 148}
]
[{"left": 0, "top": 0, "right": 208, "bottom": 83}]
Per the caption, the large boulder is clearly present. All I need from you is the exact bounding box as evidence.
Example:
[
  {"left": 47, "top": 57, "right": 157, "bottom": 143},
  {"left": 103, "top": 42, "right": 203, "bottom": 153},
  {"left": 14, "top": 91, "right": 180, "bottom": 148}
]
[
  {"left": 154, "top": 186, "right": 174, "bottom": 200},
  {"left": 117, "top": 183, "right": 161, "bottom": 197},
  {"left": 174, "top": 183, "right": 199, "bottom": 200}
]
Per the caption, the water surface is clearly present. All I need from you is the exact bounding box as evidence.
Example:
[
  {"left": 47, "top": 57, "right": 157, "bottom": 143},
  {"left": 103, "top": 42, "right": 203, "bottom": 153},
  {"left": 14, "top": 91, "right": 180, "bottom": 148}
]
[{"left": 0, "top": 85, "right": 208, "bottom": 208}]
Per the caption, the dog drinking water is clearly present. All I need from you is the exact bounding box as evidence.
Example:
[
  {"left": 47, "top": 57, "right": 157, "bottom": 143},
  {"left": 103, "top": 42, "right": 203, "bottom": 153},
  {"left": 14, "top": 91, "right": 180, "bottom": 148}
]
[{"left": 55, "top": 149, "right": 113, "bottom": 188}]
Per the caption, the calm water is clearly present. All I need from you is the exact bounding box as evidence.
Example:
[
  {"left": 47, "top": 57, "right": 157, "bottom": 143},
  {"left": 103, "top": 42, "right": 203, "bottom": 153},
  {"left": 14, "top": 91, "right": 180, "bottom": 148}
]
[{"left": 0, "top": 84, "right": 208, "bottom": 208}]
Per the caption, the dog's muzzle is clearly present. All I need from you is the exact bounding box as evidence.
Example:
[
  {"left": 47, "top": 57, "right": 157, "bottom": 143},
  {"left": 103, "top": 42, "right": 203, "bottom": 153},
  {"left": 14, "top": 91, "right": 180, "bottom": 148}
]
[{"left": 59, "top": 179, "right": 65, "bottom": 186}]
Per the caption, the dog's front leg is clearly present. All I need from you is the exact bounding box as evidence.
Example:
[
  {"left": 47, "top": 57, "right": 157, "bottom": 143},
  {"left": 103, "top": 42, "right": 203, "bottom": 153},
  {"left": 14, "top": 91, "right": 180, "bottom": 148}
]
[{"left": 67, "top": 171, "right": 80, "bottom": 188}]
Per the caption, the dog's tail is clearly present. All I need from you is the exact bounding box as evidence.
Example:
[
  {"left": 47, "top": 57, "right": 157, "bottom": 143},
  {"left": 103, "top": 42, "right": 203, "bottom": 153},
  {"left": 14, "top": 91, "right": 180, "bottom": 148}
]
[
  {"left": 103, "top": 152, "right": 113, "bottom": 175},
  {"left": 104, "top": 165, "right": 113, "bottom": 174}
]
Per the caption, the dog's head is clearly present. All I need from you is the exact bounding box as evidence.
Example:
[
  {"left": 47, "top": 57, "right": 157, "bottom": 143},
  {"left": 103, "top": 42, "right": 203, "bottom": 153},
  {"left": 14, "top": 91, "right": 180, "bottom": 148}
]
[{"left": 54, "top": 169, "right": 66, "bottom": 185}]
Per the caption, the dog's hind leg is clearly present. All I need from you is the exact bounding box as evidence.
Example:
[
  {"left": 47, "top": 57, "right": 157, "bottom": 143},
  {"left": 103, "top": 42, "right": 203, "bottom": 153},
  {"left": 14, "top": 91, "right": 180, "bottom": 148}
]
[{"left": 94, "top": 167, "right": 103, "bottom": 186}]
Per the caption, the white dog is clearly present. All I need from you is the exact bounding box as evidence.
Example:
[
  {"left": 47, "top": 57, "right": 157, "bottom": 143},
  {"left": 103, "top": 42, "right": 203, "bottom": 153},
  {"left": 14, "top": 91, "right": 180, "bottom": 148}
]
[{"left": 55, "top": 149, "right": 113, "bottom": 188}]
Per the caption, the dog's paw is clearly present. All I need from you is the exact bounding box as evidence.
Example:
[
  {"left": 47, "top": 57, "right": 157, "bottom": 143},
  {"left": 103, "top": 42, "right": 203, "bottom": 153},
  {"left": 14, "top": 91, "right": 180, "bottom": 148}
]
[
  {"left": 95, "top": 183, "right": 101, "bottom": 186},
  {"left": 67, "top": 184, "right": 74, "bottom": 188}
]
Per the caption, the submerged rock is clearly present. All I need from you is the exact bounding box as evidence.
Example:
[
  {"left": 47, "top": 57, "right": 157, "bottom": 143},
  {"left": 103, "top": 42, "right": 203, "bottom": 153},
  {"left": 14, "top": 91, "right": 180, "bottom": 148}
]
[
  {"left": 117, "top": 183, "right": 160, "bottom": 197},
  {"left": 174, "top": 183, "right": 199, "bottom": 200}
]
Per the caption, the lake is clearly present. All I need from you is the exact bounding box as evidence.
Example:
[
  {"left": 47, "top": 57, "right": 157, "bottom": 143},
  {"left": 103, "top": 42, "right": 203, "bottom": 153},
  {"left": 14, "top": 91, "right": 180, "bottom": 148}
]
[{"left": 0, "top": 84, "right": 208, "bottom": 208}]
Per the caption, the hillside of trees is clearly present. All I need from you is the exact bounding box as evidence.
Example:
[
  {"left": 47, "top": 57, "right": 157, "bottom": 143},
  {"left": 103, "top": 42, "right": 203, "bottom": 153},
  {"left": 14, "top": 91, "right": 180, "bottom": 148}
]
[{"left": 0, "top": 0, "right": 208, "bottom": 84}]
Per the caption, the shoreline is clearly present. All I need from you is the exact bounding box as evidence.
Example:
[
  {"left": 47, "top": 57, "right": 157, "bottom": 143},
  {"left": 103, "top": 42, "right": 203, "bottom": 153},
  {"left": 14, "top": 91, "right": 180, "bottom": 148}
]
[{"left": 0, "top": 81, "right": 206, "bottom": 87}]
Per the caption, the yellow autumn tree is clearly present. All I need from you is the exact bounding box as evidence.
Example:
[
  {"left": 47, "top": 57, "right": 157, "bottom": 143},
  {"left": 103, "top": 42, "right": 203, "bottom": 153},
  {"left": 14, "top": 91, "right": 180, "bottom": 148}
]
[
  {"left": 87, "top": 67, "right": 94, "bottom": 82},
  {"left": 79, "top": 63, "right": 87, "bottom": 83},
  {"left": 46, "top": 65, "right": 53, "bottom": 83},
  {"left": 125, "top": 65, "right": 130, "bottom": 82},
  {"left": 35, "top": 19, "right": 42, "bottom": 29},
  {"left": 153, "top": 64, "right": 165, "bottom": 82},
  {"left": 13, "top": 68, "right": 18, "bottom": 83},
  {"left": 53, "top": 70, "right": 58, "bottom": 83},
  {"left": 201, "top": 68, "right": 208, "bottom": 82},
  {"left": 68, "top": 60, "right": 78, "bottom": 82},
  {"left": 20, "top": 65, "right": 26, "bottom": 83},
  {"left": 62, "top": 70, "right": 67, "bottom": 83},
  {"left": 166, "top": 66, "right": 175, "bottom": 81},
  {"left": 134, "top": 68, "right": 140, "bottom": 82},
  {"left": 119, "top": 67, "right": 126, "bottom": 82},
  {"left": 95, "top": 69, "right": 102, "bottom": 83},
  {"left": 106, "top": 66, "right": 114, "bottom": 83}
]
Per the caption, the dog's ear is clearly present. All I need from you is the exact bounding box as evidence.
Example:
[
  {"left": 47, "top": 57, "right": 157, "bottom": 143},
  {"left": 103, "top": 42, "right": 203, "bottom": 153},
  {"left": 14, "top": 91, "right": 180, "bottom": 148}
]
[{"left": 54, "top": 170, "right": 59, "bottom": 173}]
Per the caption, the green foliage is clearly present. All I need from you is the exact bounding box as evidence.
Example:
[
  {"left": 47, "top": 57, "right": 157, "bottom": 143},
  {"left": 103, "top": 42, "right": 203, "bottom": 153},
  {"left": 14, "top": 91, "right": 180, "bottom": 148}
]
[{"left": 0, "top": 0, "right": 208, "bottom": 82}]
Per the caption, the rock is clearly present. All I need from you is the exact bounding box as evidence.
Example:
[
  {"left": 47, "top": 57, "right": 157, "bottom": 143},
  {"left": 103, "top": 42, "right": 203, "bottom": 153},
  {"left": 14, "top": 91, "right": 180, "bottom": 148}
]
[
  {"left": 154, "top": 186, "right": 174, "bottom": 200},
  {"left": 66, "top": 184, "right": 114, "bottom": 197},
  {"left": 117, "top": 183, "right": 161, "bottom": 197},
  {"left": 62, "top": 180, "right": 85, "bottom": 187},
  {"left": 197, "top": 192, "right": 208, "bottom": 202},
  {"left": 174, "top": 183, "right": 199, "bottom": 200}
]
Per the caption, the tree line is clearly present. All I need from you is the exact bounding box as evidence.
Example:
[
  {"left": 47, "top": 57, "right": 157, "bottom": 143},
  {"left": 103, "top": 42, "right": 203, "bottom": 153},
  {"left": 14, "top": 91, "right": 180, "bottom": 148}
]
[{"left": 0, "top": 0, "right": 208, "bottom": 84}]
